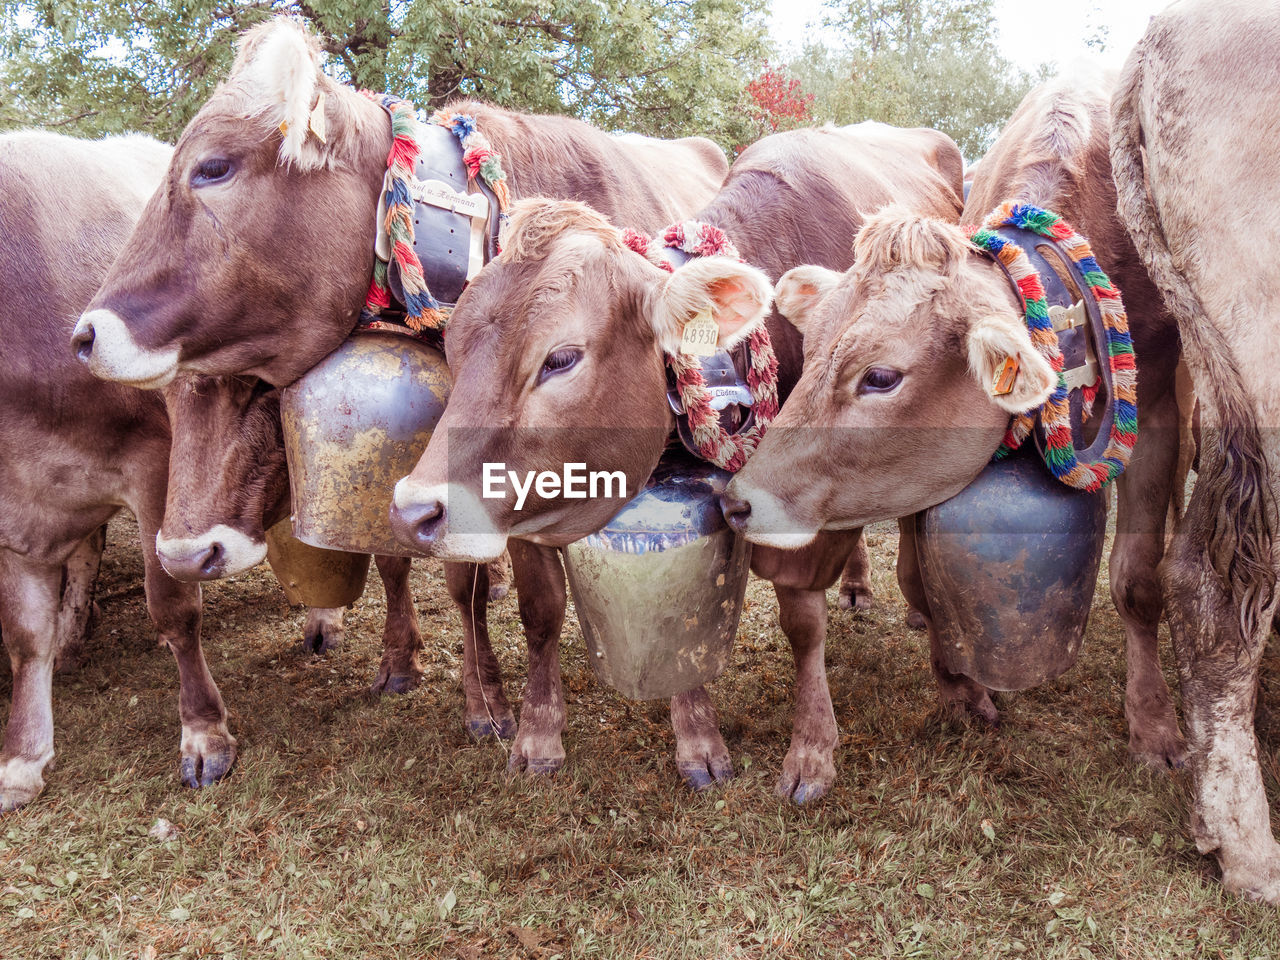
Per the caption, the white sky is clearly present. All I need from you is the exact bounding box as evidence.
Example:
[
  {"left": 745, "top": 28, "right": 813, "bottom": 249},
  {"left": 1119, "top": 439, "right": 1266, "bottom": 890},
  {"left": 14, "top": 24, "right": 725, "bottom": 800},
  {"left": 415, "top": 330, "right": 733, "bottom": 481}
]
[{"left": 768, "top": 0, "right": 1170, "bottom": 73}]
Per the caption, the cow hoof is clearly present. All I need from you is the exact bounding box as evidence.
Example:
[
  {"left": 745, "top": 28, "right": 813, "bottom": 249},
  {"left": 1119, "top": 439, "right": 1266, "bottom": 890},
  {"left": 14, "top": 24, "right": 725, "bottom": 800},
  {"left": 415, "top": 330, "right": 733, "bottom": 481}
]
[
  {"left": 508, "top": 752, "right": 564, "bottom": 776},
  {"left": 677, "top": 757, "right": 735, "bottom": 792},
  {"left": 1222, "top": 846, "right": 1280, "bottom": 905},
  {"left": 378, "top": 674, "right": 419, "bottom": 696},
  {"left": 300, "top": 607, "right": 345, "bottom": 656},
  {"left": 776, "top": 742, "right": 835, "bottom": 804},
  {"left": 837, "top": 586, "right": 873, "bottom": 612},
  {"left": 488, "top": 582, "right": 510, "bottom": 603},
  {"left": 178, "top": 731, "right": 236, "bottom": 788},
  {"left": 466, "top": 714, "right": 518, "bottom": 741},
  {"left": 1129, "top": 727, "right": 1189, "bottom": 771},
  {"left": 906, "top": 609, "right": 927, "bottom": 631},
  {"left": 0, "top": 756, "right": 46, "bottom": 813},
  {"left": 369, "top": 669, "right": 423, "bottom": 696},
  {"left": 947, "top": 700, "right": 1000, "bottom": 729},
  {"left": 54, "top": 640, "right": 87, "bottom": 675},
  {"left": 775, "top": 772, "right": 831, "bottom": 805}
]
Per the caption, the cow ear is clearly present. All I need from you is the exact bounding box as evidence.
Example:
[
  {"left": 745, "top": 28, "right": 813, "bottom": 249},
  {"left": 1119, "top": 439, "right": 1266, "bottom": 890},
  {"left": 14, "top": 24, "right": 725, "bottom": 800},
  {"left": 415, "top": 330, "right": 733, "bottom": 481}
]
[
  {"left": 650, "top": 257, "right": 773, "bottom": 355},
  {"left": 234, "top": 18, "right": 326, "bottom": 168},
  {"left": 774, "top": 265, "right": 843, "bottom": 335},
  {"left": 966, "top": 313, "right": 1057, "bottom": 413}
]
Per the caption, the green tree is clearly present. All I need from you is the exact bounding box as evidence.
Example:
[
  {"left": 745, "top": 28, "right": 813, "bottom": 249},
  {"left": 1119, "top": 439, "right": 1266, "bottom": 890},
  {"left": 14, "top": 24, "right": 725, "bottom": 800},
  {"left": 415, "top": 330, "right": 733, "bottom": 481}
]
[
  {"left": 0, "top": 0, "right": 770, "bottom": 148},
  {"left": 786, "top": 0, "right": 1042, "bottom": 160}
]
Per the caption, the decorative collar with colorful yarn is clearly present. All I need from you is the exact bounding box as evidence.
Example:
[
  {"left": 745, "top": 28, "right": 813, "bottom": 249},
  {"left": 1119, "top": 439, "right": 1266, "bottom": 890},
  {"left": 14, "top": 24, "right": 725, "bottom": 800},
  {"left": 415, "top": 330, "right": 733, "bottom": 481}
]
[
  {"left": 968, "top": 202, "right": 1138, "bottom": 493},
  {"left": 360, "top": 93, "right": 511, "bottom": 333},
  {"left": 622, "top": 224, "right": 780, "bottom": 473}
]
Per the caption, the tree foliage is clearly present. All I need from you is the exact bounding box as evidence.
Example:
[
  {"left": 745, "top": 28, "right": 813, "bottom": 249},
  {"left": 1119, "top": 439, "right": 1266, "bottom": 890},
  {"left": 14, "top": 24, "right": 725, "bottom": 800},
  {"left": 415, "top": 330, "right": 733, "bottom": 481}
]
[
  {"left": 0, "top": 0, "right": 771, "bottom": 147},
  {"left": 786, "top": 0, "right": 1042, "bottom": 159}
]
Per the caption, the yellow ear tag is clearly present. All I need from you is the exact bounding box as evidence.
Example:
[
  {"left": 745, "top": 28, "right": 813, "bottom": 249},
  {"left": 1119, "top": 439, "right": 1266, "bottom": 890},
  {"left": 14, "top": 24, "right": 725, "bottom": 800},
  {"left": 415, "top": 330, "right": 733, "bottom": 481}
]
[
  {"left": 308, "top": 92, "right": 327, "bottom": 144},
  {"left": 278, "top": 120, "right": 289, "bottom": 136},
  {"left": 679, "top": 308, "right": 719, "bottom": 357},
  {"left": 991, "top": 355, "right": 1020, "bottom": 396}
]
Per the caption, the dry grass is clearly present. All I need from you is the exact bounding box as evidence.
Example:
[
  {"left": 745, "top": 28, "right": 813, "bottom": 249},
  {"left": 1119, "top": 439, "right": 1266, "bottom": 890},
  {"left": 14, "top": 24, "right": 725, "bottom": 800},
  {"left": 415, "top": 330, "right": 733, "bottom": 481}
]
[{"left": 3, "top": 516, "right": 1280, "bottom": 958}]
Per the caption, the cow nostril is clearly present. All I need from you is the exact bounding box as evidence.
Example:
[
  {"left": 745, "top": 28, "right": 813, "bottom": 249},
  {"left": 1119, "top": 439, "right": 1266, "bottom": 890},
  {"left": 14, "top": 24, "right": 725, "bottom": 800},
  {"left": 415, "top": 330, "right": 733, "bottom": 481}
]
[
  {"left": 413, "top": 501, "right": 446, "bottom": 544},
  {"left": 720, "top": 494, "right": 752, "bottom": 532},
  {"left": 199, "top": 542, "right": 224, "bottom": 577},
  {"left": 71, "top": 321, "right": 96, "bottom": 364}
]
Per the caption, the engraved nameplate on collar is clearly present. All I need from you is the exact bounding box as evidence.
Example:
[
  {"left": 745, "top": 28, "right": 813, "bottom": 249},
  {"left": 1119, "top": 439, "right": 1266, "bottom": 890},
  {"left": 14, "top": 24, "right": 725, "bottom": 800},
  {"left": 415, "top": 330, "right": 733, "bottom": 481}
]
[
  {"left": 1048, "top": 300, "right": 1086, "bottom": 332},
  {"left": 410, "top": 178, "right": 490, "bottom": 220},
  {"left": 706, "top": 384, "right": 753, "bottom": 411}
]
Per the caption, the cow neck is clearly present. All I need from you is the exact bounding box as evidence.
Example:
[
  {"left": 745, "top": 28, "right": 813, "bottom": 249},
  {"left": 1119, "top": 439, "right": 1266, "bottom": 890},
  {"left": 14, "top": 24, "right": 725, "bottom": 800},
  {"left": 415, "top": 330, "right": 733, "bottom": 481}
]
[
  {"left": 620, "top": 222, "right": 780, "bottom": 473},
  {"left": 968, "top": 201, "right": 1138, "bottom": 492},
  {"left": 358, "top": 94, "right": 510, "bottom": 340}
]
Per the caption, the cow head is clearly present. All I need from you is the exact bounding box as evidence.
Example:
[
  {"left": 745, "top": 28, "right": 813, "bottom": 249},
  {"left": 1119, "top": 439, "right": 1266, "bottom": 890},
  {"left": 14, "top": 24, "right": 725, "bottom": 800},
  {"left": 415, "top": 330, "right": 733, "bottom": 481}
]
[
  {"left": 156, "top": 374, "right": 290, "bottom": 580},
  {"left": 389, "top": 199, "right": 773, "bottom": 562},
  {"left": 722, "top": 209, "right": 1056, "bottom": 546},
  {"left": 73, "top": 17, "right": 391, "bottom": 389}
]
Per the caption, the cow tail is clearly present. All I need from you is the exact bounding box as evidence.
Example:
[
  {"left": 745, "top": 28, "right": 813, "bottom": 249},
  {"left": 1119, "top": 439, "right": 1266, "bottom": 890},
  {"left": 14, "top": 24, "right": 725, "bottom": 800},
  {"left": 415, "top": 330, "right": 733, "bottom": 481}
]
[{"left": 1111, "top": 38, "right": 1276, "bottom": 641}]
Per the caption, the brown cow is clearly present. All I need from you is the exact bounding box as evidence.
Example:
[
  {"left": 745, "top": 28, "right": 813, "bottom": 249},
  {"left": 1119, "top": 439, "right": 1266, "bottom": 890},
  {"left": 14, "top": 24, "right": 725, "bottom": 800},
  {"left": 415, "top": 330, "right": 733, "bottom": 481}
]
[
  {"left": 153, "top": 373, "right": 510, "bottom": 707},
  {"left": 1112, "top": 0, "right": 1280, "bottom": 902},
  {"left": 70, "top": 18, "right": 733, "bottom": 768},
  {"left": 0, "top": 129, "right": 478, "bottom": 810},
  {"left": 389, "top": 121, "right": 965, "bottom": 800},
  {"left": 721, "top": 71, "right": 1188, "bottom": 761},
  {"left": 0, "top": 130, "right": 234, "bottom": 810}
]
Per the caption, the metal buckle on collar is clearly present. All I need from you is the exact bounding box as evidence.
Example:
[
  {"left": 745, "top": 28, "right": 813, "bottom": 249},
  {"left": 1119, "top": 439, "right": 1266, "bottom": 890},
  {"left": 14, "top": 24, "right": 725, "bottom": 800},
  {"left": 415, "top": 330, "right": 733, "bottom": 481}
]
[
  {"left": 668, "top": 342, "right": 756, "bottom": 458},
  {"left": 373, "top": 118, "right": 502, "bottom": 313}
]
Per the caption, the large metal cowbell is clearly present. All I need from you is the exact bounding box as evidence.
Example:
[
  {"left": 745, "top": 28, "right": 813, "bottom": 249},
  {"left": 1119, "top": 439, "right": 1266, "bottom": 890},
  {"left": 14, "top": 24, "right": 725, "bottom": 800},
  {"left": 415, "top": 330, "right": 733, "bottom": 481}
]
[
  {"left": 564, "top": 453, "right": 752, "bottom": 701},
  {"left": 281, "top": 328, "right": 451, "bottom": 557},
  {"left": 916, "top": 225, "right": 1116, "bottom": 691}
]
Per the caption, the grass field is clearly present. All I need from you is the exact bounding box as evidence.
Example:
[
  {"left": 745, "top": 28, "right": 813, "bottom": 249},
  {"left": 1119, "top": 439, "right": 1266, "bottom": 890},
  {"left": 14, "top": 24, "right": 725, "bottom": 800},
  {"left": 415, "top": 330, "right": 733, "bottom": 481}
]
[{"left": 3, "top": 514, "right": 1280, "bottom": 959}]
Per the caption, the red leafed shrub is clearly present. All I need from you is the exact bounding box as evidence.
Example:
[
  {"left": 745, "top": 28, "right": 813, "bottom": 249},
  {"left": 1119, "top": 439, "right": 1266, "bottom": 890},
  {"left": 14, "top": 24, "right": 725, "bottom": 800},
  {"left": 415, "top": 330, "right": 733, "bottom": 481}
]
[{"left": 744, "top": 64, "right": 815, "bottom": 135}]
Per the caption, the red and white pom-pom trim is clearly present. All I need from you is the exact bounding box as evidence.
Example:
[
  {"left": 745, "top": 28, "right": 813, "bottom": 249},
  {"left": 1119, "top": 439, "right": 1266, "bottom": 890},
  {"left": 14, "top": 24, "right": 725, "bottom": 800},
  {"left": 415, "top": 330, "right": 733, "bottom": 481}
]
[{"left": 622, "top": 223, "right": 780, "bottom": 472}]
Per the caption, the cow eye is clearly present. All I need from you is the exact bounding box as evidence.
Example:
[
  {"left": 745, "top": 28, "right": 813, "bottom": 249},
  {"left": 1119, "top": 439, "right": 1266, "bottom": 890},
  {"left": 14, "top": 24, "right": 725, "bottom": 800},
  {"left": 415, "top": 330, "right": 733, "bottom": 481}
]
[
  {"left": 192, "top": 157, "right": 235, "bottom": 186},
  {"left": 858, "top": 367, "right": 902, "bottom": 394},
  {"left": 538, "top": 348, "right": 581, "bottom": 384}
]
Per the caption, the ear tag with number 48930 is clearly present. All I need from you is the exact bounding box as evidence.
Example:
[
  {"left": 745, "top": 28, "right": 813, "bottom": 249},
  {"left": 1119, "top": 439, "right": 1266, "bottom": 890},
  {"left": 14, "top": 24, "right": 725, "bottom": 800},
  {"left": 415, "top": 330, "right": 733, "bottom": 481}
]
[{"left": 680, "top": 308, "right": 719, "bottom": 357}]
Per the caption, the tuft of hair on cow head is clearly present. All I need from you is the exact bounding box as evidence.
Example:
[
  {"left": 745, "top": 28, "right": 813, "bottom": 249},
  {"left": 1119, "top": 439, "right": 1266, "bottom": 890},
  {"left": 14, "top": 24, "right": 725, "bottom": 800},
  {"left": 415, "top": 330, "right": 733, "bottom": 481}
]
[
  {"left": 498, "top": 198, "right": 626, "bottom": 263},
  {"left": 966, "top": 313, "right": 1057, "bottom": 413},
  {"left": 650, "top": 256, "right": 773, "bottom": 356},
  {"left": 852, "top": 206, "right": 974, "bottom": 280},
  {"left": 774, "top": 265, "right": 844, "bottom": 335},
  {"left": 230, "top": 16, "right": 333, "bottom": 171}
]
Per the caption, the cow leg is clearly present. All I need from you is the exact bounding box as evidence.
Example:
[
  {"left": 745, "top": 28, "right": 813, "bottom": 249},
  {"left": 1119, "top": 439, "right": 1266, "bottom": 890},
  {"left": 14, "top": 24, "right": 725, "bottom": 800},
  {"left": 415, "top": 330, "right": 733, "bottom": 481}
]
[
  {"left": 837, "top": 528, "right": 873, "bottom": 612},
  {"left": 369, "top": 555, "right": 423, "bottom": 695},
  {"left": 897, "top": 519, "right": 998, "bottom": 725},
  {"left": 0, "top": 556, "right": 63, "bottom": 811},
  {"left": 1164, "top": 507, "right": 1280, "bottom": 902},
  {"left": 53, "top": 524, "right": 106, "bottom": 674},
  {"left": 135, "top": 500, "right": 235, "bottom": 788},
  {"left": 773, "top": 584, "right": 838, "bottom": 803},
  {"left": 301, "top": 607, "right": 346, "bottom": 656},
  {"left": 670, "top": 686, "right": 733, "bottom": 790},
  {"left": 506, "top": 541, "right": 567, "bottom": 774},
  {"left": 1111, "top": 393, "right": 1188, "bottom": 768},
  {"left": 486, "top": 551, "right": 512, "bottom": 603},
  {"left": 443, "top": 561, "right": 516, "bottom": 740}
]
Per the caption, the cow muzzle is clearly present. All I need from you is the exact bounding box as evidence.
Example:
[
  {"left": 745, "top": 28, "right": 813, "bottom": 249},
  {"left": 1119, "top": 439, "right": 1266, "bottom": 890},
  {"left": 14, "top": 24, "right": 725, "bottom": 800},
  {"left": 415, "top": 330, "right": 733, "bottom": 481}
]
[
  {"left": 156, "top": 525, "right": 267, "bottom": 581},
  {"left": 72, "top": 309, "right": 179, "bottom": 388},
  {"left": 718, "top": 480, "right": 821, "bottom": 550},
  {"left": 389, "top": 478, "right": 508, "bottom": 562}
]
